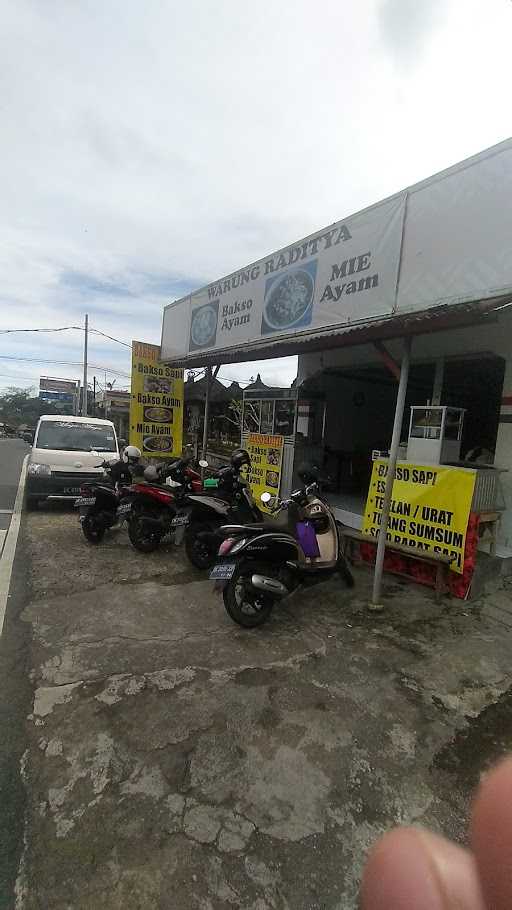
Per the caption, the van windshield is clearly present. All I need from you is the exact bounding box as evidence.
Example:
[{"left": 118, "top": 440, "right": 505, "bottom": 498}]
[{"left": 36, "top": 421, "right": 117, "bottom": 452}]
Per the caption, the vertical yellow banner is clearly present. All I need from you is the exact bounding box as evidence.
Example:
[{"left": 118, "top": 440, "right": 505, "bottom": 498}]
[
  {"left": 130, "top": 341, "right": 184, "bottom": 458},
  {"left": 247, "top": 433, "right": 284, "bottom": 513}
]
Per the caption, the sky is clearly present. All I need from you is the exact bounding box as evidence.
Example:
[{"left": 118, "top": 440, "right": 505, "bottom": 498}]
[{"left": 1, "top": 0, "right": 511, "bottom": 395}]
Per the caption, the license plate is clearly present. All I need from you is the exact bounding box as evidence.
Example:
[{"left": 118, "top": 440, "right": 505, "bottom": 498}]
[
  {"left": 118, "top": 503, "right": 132, "bottom": 514},
  {"left": 209, "top": 563, "right": 236, "bottom": 580},
  {"left": 75, "top": 497, "right": 95, "bottom": 506},
  {"left": 171, "top": 514, "right": 189, "bottom": 528},
  {"left": 65, "top": 487, "right": 81, "bottom": 495}
]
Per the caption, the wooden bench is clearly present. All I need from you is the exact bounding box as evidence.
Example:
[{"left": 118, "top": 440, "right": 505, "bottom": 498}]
[
  {"left": 476, "top": 510, "right": 501, "bottom": 557},
  {"left": 340, "top": 527, "right": 453, "bottom": 602}
]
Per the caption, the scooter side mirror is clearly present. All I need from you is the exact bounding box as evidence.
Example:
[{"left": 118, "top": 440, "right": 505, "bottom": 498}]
[
  {"left": 260, "top": 492, "right": 272, "bottom": 504},
  {"left": 198, "top": 459, "right": 209, "bottom": 468}
]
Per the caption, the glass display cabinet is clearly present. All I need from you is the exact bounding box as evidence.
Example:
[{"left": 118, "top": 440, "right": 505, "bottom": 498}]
[{"left": 407, "top": 406, "right": 465, "bottom": 464}]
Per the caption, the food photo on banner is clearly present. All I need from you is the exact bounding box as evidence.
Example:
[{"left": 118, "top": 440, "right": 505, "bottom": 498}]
[
  {"left": 246, "top": 433, "right": 284, "bottom": 513},
  {"left": 361, "top": 460, "right": 476, "bottom": 575},
  {"left": 130, "top": 341, "right": 184, "bottom": 458}
]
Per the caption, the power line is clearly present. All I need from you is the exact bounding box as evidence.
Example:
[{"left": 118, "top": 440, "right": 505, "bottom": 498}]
[
  {"left": 0, "top": 373, "right": 41, "bottom": 383},
  {"left": 0, "top": 354, "right": 130, "bottom": 378},
  {"left": 88, "top": 328, "right": 132, "bottom": 348},
  {"left": 0, "top": 325, "right": 133, "bottom": 348},
  {"left": 0, "top": 326, "right": 82, "bottom": 335}
]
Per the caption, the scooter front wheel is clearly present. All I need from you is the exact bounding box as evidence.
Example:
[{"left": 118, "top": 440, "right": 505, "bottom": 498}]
[
  {"left": 223, "top": 561, "right": 275, "bottom": 628},
  {"left": 185, "top": 522, "right": 218, "bottom": 570}
]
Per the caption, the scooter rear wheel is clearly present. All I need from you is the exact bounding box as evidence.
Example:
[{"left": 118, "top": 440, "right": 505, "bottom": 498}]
[
  {"left": 81, "top": 514, "right": 106, "bottom": 544},
  {"left": 223, "top": 561, "right": 274, "bottom": 628},
  {"left": 128, "top": 515, "right": 162, "bottom": 553}
]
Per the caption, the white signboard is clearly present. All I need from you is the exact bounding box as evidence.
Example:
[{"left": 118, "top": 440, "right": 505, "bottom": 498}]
[
  {"left": 397, "top": 141, "right": 512, "bottom": 313},
  {"left": 162, "top": 194, "right": 406, "bottom": 362}
]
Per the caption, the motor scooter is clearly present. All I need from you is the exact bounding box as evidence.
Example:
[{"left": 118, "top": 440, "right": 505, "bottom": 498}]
[
  {"left": 209, "top": 465, "right": 354, "bottom": 627},
  {"left": 75, "top": 459, "right": 138, "bottom": 543},
  {"left": 126, "top": 454, "right": 208, "bottom": 552},
  {"left": 183, "top": 463, "right": 262, "bottom": 569}
]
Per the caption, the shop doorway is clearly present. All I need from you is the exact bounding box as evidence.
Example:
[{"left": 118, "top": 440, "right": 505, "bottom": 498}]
[{"left": 298, "top": 354, "right": 505, "bottom": 527}]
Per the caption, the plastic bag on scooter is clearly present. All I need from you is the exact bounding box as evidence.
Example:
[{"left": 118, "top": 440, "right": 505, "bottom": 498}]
[{"left": 296, "top": 520, "right": 320, "bottom": 557}]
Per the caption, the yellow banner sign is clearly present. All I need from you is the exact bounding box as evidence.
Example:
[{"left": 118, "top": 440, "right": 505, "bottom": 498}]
[
  {"left": 361, "top": 460, "right": 476, "bottom": 573},
  {"left": 130, "top": 341, "right": 184, "bottom": 458},
  {"left": 247, "top": 433, "right": 284, "bottom": 513}
]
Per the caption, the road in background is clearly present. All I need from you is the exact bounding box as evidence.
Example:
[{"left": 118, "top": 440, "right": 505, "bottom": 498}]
[
  {"left": 0, "top": 439, "right": 29, "bottom": 552},
  {"left": 0, "top": 437, "right": 31, "bottom": 907}
]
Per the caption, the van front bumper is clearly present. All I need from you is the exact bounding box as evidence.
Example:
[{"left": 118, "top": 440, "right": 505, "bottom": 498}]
[{"left": 26, "top": 471, "right": 103, "bottom": 503}]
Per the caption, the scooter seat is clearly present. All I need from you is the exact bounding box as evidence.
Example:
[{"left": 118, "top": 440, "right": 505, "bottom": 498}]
[
  {"left": 222, "top": 510, "right": 295, "bottom": 536},
  {"left": 253, "top": 510, "right": 293, "bottom": 531}
]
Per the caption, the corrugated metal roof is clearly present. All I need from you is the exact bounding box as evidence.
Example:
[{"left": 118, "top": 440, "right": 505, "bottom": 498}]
[{"left": 164, "top": 296, "right": 511, "bottom": 368}]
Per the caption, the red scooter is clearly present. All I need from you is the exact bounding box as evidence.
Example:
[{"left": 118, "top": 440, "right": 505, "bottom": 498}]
[{"left": 126, "top": 454, "right": 206, "bottom": 553}]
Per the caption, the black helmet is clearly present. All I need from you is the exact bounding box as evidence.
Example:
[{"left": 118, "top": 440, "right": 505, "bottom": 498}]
[
  {"left": 297, "top": 462, "right": 319, "bottom": 485},
  {"left": 230, "top": 448, "right": 251, "bottom": 470}
]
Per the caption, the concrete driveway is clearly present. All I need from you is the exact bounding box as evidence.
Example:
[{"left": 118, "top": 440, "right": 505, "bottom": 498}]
[{"left": 14, "top": 508, "right": 512, "bottom": 909}]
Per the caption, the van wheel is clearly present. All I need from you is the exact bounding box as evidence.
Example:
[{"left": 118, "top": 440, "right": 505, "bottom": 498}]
[
  {"left": 223, "top": 561, "right": 274, "bottom": 628},
  {"left": 26, "top": 498, "right": 40, "bottom": 512}
]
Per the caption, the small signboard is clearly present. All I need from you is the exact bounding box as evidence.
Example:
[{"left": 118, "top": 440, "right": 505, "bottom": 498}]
[{"left": 246, "top": 433, "right": 284, "bottom": 514}]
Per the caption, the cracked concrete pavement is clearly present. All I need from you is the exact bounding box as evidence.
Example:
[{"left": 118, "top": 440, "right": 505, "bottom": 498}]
[{"left": 12, "top": 508, "right": 512, "bottom": 908}]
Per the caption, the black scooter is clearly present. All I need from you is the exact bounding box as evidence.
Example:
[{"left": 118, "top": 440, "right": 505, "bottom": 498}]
[
  {"left": 184, "top": 464, "right": 262, "bottom": 569},
  {"left": 75, "top": 459, "right": 139, "bottom": 543},
  {"left": 209, "top": 466, "right": 354, "bottom": 627}
]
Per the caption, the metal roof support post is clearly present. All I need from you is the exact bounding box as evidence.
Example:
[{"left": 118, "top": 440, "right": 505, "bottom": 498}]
[
  {"left": 432, "top": 357, "right": 445, "bottom": 405},
  {"left": 201, "top": 365, "right": 220, "bottom": 465},
  {"left": 370, "top": 335, "right": 412, "bottom": 611},
  {"left": 201, "top": 366, "right": 212, "bottom": 464}
]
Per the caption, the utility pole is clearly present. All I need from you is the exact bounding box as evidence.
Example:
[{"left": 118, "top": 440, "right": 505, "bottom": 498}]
[
  {"left": 82, "top": 314, "right": 89, "bottom": 417},
  {"left": 93, "top": 376, "right": 96, "bottom": 417}
]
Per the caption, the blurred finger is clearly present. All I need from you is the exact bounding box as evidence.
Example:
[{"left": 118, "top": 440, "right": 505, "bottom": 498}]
[
  {"left": 471, "top": 756, "right": 512, "bottom": 909},
  {"left": 361, "top": 827, "right": 485, "bottom": 910}
]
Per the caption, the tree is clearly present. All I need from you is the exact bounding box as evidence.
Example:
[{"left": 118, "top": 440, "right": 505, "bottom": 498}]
[
  {"left": 223, "top": 399, "right": 260, "bottom": 433},
  {"left": 0, "top": 387, "right": 70, "bottom": 427}
]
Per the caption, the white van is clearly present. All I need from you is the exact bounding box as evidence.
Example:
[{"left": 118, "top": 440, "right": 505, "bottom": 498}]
[{"left": 26, "top": 415, "right": 120, "bottom": 509}]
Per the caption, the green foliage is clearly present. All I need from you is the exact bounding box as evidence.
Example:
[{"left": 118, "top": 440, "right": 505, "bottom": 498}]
[{"left": 0, "top": 387, "right": 72, "bottom": 427}]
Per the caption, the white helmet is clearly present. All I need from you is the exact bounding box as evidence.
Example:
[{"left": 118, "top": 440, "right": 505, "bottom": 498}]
[{"left": 122, "top": 445, "right": 141, "bottom": 465}]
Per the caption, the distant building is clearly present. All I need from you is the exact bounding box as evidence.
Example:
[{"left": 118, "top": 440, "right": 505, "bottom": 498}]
[{"left": 95, "top": 390, "right": 130, "bottom": 441}]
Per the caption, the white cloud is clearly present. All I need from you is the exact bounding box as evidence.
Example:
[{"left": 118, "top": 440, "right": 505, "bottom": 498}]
[
  {"left": 1, "top": 0, "right": 511, "bottom": 394},
  {"left": 378, "top": 0, "right": 448, "bottom": 67}
]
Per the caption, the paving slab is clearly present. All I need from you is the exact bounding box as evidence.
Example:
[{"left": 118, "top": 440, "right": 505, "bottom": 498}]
[{"left": 14, "top": 511, "right": 512, "bottom": 909}]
